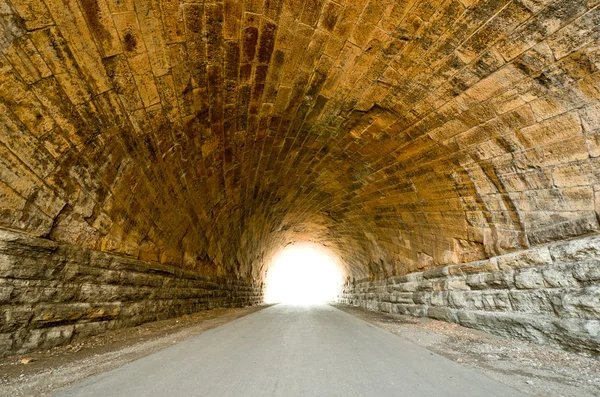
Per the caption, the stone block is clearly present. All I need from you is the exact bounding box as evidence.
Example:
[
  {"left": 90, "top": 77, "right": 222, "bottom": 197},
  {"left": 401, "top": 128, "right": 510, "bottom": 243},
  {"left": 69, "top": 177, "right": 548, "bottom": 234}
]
[
  {"left": 18, "top": 325, "right": 75, "bottom": 353},
  {"left": 31, "top": 303, "right": 121, "bottom": 326},
  {"left": 394, "top": 292, "right": 414, "bottom": 304},
  {"left": 391, "top": 282, "right": 419, "bottom": 292},
  {"left": 541, "top": 264, "right": 581, "bottom": 288},
  {"left": 416, "top": 279, "right": 433, "bottom": 291},
  {"left": 446, "top": 277, "right": 470, "bottom": 291},
  {"left": 481, "top": 291, "right": 511, "bottom": 311},
  {"left": 550, "top": 235, "right": 600, "bottom": 262},
  {"left": 572, "top": 261, "right": 600, "bottom": 282},
  {"left": 509, "top": 290, "right": 553, "bottom": 314},
  {"left": 0, "top": 281, "right": 13, "bottom": 303},
  {"left": 555, "top": 287, "right": 600, "bottom": 318},
  {"left": 430, "top": 291, "right": 447, "bottom": 306},
  {"left": 514, "top": 268, "right": 545, "bottom": 289},
  {"left": 422, "top": 266, "right": 449, "bottom": 279},
  {"left": 466, "top": 273, "right": 487, "bottom": 290},
  {"left": 427, "top": 307, "right": 455, "bottom": 322},
  {"left": 447, "top": 291, "right": 472, "bottom": 309},
  {"left": 0, "top": 332, "right": 12, "bottom": 353},
  {"left": 448, "top": 258, "right": 498, "bottom": 275},
  {"left": 73, "top": 321, "right": 111, "bottom": 340},
  {"left": 62, "top": 263, "right": 121, "bottom": 284},
  {"left": 497, "top": 247, "right": 552, "bottom": 270},
  {"left": 413, "top": 292, "right": 431, "bottom": 305},
  {"left": 0, "top": 255, "right": 42, "bottom": 279},
  {"left": 403, "top": 304, "right": 428, "bottom": 317},
  {"left": 0, "top": 305, "right": 33, "bottom": 332},
  {"left": 0, "top": 229, "right": 58, "bottom": 257},
  {"left": 483, "top": 270, "right": 515, "bottom": 289}
]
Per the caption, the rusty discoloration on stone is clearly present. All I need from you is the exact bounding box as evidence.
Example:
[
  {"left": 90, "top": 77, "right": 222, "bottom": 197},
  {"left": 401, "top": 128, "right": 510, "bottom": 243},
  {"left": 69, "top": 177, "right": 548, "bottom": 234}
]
[{"left": 1, "top": 0, "right": 600, "bottom": 353}]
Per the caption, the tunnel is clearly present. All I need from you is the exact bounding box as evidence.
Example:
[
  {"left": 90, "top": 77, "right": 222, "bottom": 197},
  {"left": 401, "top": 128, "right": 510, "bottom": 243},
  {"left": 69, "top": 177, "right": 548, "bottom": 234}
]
[{"left": 1, "top": 0, "right": 600, "bottom": 364}]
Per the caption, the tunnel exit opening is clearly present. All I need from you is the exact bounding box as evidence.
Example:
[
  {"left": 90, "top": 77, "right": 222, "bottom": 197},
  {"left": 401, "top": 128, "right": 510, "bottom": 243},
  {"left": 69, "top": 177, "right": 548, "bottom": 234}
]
[{"left": 264, "top": 244, "right": 344, "bottom": 304}]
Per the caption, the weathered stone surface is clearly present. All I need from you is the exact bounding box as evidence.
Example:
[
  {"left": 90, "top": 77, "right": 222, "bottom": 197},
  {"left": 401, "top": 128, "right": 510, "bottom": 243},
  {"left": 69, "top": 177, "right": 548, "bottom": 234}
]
[
  {"left": 1, "top": 0, "right": 600, "bottom": 356},
  {"left": 19, "top": 325, "right": 75, "bottom": 352},
  {"left": 0, "top": 0, "right": 598, "bottom": 283},
  {"left": 0, "top": 229, "right": 263, "bottom": 357},
  {"left": 339, "top": 235, "right": 600, "bottom": 353},
  {"left": 551, "top": 236, "right": 600, "bottom": 263},
  {"left": 572, "top": 261, "right": 600, "bottom": 282},
  {"left": 514, "top": 268, "right": 545, "bottom": 289},
  {"left": 497, "top": 248, "right": 552, "bottom": 270}
]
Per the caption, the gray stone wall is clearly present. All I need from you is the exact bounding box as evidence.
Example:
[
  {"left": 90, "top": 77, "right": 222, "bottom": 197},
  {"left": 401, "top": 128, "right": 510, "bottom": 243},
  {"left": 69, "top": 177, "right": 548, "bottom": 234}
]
[
  {"left": 0, "top": 229, "right": 263, "bottom": 357},
  {"left": 338, "top": 234, "right": 600, "bottom": 354}
]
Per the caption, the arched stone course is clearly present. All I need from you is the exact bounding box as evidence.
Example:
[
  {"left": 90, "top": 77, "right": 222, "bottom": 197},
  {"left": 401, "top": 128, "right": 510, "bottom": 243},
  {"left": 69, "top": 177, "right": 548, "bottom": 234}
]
[{"left": 1, "top": 0, "right": 599, "bottom": 355}]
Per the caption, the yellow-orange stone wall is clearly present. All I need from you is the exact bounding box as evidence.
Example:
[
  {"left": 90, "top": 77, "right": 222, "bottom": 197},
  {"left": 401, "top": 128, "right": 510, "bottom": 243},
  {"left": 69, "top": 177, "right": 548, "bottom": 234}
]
[{"left": 1, "top": 0, "right": 600, "bottom": 354}]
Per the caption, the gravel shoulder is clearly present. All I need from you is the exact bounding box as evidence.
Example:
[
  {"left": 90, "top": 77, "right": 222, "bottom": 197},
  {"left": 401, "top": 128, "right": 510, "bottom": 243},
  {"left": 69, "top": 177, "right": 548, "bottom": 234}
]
[
  {"left": 333, "top": 303, "right": 600, "bottom": 397},
  {"left": 0, "top": 305, "right": 271, "bottom": 396}
]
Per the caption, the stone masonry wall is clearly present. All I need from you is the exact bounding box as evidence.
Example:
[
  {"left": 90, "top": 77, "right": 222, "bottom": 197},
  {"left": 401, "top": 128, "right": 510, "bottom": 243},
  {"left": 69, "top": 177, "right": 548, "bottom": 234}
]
[
  {"left": 339, "top": 234, "right": 600, "bottom": 354},
  {"left": 4, "top": 0, "right": 600, "bottom": 280},
  {"left": 0, "top": 228, "right": 263, "bottom": 357}
]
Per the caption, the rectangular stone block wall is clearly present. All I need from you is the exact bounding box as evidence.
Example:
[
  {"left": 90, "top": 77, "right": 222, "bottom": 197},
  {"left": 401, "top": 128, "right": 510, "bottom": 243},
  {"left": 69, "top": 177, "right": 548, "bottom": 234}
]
[
  {"left": 338, "top": 235, "right": 600, "bottom": 354},
  {"left": 0, "top": 229, "right": 263, "bottom": 357}
]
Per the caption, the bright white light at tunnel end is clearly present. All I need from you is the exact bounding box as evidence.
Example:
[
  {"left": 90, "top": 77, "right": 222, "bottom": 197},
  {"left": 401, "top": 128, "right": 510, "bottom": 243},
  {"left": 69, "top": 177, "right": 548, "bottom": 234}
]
[{"left": 264, "top": 243, "right": 345, "bottom": 305}]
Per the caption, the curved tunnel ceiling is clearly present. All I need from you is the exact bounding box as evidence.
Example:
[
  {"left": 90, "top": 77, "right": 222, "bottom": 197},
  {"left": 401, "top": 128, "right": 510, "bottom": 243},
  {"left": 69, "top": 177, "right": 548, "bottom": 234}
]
[{"left": 1, "top": 0, "right": 600, "bottom": 281}]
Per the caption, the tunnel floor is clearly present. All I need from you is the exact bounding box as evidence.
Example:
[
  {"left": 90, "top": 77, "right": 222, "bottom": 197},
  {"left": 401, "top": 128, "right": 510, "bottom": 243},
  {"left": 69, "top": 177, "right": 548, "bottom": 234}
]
[
  {"left": 53, "top": 304, "right": 526, "bottom": 397},
  {"left": 1, "top": 304, "right": 597, "bottom": 396}
]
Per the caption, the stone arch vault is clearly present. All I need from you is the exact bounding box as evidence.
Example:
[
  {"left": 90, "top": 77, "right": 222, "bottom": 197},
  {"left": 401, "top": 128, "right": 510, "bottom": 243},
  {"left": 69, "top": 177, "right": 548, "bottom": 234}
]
[{"left": 1, "top": 0, "right": 599, "bottom": 355}]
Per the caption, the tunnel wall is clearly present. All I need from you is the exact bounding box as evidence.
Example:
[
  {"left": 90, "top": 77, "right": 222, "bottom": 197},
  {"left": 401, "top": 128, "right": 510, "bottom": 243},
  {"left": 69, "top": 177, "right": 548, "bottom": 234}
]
[
  {"left": 339, "top": 233, "right": 600, "bottom": 353},
  {"left": 0, "top": 228, "right": 263, "bottom": 357},
  {"left": 2, "top": 0, "right": 600, "bottom": 356},
  {"left": 1, "top": 0, "right": 600, "bottom": 279}
]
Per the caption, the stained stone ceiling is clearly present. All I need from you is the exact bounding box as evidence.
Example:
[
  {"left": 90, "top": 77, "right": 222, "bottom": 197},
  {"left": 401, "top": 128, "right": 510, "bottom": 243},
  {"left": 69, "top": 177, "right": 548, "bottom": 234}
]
[{"left": 1, "top": 0, "right": 600, "bottom": 281}]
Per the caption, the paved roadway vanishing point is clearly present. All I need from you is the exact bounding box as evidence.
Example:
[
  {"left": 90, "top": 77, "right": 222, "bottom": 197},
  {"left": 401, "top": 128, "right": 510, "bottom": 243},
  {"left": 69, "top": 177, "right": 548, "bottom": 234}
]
[{"left": 56, "top": 304, "right": 526, "bottom": 397}]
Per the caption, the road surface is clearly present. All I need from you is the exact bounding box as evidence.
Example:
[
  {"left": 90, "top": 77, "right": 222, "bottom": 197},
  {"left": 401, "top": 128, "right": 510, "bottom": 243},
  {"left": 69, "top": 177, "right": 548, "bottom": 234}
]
[{"left": 56, "top": 304, "right": 526, "bottom": 397}]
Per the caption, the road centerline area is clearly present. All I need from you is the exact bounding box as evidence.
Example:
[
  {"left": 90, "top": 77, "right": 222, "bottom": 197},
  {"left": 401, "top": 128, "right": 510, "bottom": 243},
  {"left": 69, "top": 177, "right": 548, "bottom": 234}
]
[{"left": 56, "top": 304, "right": 526, "bottom": 397}]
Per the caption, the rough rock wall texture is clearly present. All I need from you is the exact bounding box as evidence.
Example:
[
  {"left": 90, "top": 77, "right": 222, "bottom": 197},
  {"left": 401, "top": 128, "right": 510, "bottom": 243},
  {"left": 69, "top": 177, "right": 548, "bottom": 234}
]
[
  {"left": 2, "top": 0, "right": 600, "bottom": 350},
  {"left": 339, "top": 234, "right": 600, "bottom": 353},
  {"left": 0, "top": 228, "right": 263, "bottom": 357},
  {"left": 2, "top": 0, "right": 600, "bottom": 279}
]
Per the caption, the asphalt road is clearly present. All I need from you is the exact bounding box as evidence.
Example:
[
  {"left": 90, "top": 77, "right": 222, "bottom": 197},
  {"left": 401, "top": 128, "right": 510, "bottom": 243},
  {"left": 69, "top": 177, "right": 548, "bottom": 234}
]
[{"left": 56, "top": 304, "right": 526, "bottom": 397}]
